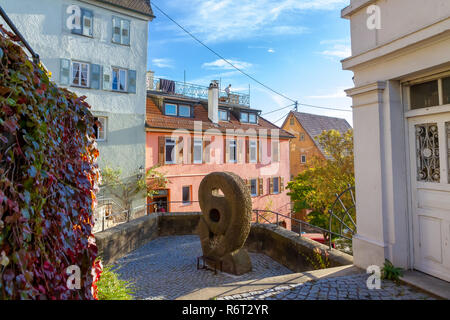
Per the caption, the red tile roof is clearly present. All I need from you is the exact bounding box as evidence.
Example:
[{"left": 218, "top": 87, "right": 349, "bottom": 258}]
[{"left": 146, "top": 94, "right": 294, "bottom": 138}]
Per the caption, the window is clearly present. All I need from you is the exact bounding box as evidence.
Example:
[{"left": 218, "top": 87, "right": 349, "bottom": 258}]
[
  {"left": 182, "top": 186, "right": 191, "bottom": 204},
  {"left": 93, "top": 117, "right": 106, "bottom": 141},
  {"left": 112, "top": 68, "right": 127, "bottom": 92},
  {"left": 240, "top": 112, "right": 249, "bottom": 123},
  {"left": 112, "top": 17, "right": 130, "bottom": 45},
  {"left": 410, "top": 80, "right": 439, "bottom": 110},
  {"left": 164, "top": 103, "right": 192, "bottom": 118},
  {"left": 71, "top": 8, "right": 93, "bottom": 37},
  {"left": 273, "top": 177, "right": 280, "bottom": 194},
  {"left": 219, "top": 110, "right": 229, "bottom": 121},
  {"left": 249, "top": 140, "right": 257, "bottom": 163},
  {"left": 250, "top": 179, "right": 258, "bottom": 197},
  {"left": 193, "top": 139, "right": 203, "bottom": 164},
  {"left": 300, "top": 133, "right": 305, "bottom": 141},
  {"left": 71, "top": 62, "right": 89, "bottom": 87},
  {"left": 301, "top": 155, "right": 306, "bottom": 164},
  {"left": 443, "top": 77, "right": 450, "bottom": 105},
  {"left": 179, "top": 105, "right": 191, "bottom": 117},
  {"left": 165, "top": 103, "right": 177, "bottom": 116},
  {"left": 272, "top": 141, "right": 279, "bottom": 162},
  {"left": 229, "top": 140, "right": 237, "bottom": 163},
  {"left": 290, "top": 117, "right": 294, "bottom": 125},
  {"left": 240, "top": 112, "right": 257, "bottom": 123},
  {"left": 165, "top": 138, "right": 176, "bottom": 164}
]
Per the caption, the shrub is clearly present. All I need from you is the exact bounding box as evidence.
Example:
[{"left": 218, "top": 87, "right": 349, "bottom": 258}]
[
  {"left": 97, "top": 265, "right": 134, "bottom": 300},
  {"left": 381, "top": 259, "right": 404, "bottom": 282},
  {"left": 0, "top": 29, "right": 100, "bottom": 299}
]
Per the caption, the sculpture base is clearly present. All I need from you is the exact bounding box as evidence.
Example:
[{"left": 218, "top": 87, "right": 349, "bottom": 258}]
[{"left": 205, "top": 249, "right": 252, "bottom": 275}]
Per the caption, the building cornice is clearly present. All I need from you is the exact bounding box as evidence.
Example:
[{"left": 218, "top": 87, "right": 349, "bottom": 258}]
[
  {"left": 345, "top": 81, "right": 386, "bottom": 98},
  {"left": 341, "top": 0, "right": 377, "bottom": 19},
  {"left": 79, "top": 0, "right": 154, "bottom": 21},
  {"left": 342, "top": 18, "right": 450, "bottom": 71}
]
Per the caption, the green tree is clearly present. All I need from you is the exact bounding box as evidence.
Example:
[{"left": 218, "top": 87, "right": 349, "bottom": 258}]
[
  {"left": 287, "top": 129, "right": 355, "bottom": 240},
  {"left": 100, "top": 165, "right": 167, "bottom": 221}
]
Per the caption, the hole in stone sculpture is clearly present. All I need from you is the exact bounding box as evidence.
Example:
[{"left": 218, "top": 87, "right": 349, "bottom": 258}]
[
  {"left": 211, "top": 188, "right": 224, "bottom": 197},
  {"left": 209, "top": 208, "right": 220, "bottom": 222}
]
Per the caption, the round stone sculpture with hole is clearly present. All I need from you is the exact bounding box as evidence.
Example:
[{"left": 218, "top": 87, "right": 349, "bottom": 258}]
[{"left": 197, "top": 172, "right": 253, "bottom": 275}]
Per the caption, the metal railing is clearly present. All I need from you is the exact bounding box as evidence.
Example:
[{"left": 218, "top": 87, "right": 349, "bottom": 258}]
[
  {"left": 150, "top": 78, "right": 250, "bottom": 106},
  {"left": 0, "top": 6, "right": 40, "bottom": 64},
  {"left": 253, "top": 209, "right": 354, "bottom": 251}
]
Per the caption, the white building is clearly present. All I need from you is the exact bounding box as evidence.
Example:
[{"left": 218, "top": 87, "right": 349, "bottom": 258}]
[
  {"left": 342, "top": 0, "right": 450, "bottom": 282},
  {"left": 1, "top": 0, "right": 154, "bottom": 213}
]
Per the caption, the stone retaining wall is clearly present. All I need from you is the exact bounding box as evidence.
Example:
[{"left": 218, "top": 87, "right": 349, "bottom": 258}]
[{"left": 95, "top": 212, "right": 353, "bottom": 271}]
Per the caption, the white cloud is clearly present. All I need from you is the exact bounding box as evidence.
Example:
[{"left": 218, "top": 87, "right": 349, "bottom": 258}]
[
  {"left": 162, "top": 0, "right": 347, "bottom": 43},
  {"left": 307, "top": 87, "right": 348, "bottom": 99},
  {"left": 268, "top": 48, "right": 275, "bottom": 53},
  {"left": 152, "top": 58, "right": 175, "bottom": 69},
  {"left": 320, "top": 44, "right": 351, "bottom": 59},
  {"left": 202, "top": 59, "right": 253, "bottom": 71}
]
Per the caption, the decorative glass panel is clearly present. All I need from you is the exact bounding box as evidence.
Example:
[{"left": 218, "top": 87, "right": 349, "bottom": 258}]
[
  {"left": 443, "top": 77, "right": 450, "bottom": 105},
  {"left": 415, "top": 123, "right": 440, "bottom": 182},
  {"left": 410, "top": 80, "right": 439, "bottom": 110}
]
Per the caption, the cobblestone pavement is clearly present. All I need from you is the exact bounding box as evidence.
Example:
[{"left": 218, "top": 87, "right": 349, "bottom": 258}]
[
  {"left": 113, "top": 235, "right": 293, "bottom": 300},
  {"left": 218, "top": 274, "right": 436, "bottom": 300}
]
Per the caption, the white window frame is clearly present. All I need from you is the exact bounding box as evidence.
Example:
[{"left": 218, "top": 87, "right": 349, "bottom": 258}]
[
  {"left": 219, "top": 109, "right": 229, "bottom": 121},
  {"left": 165, "top": 138, "right": 176, "bottom": 164},
  {"left": 229, "top": 140, "right": 237, "bottom": 163},
  {"left": 249, "top": 113, "right": 257, "bottom": 124},
  {"left": 165, "top": 103, "right": 178, "bottom": 116},
  {"left": 240, "top": 112, "right": 249, "bottom": 123},
  {"left": 112, "top": 67, "right": 127, "bottom": 92},
  {"left": 193, "top": 138, "right": 203, "bottom": 164},
  {"left": 250, "top": 179, "right": 258, "bottom": 197},
  {"left": 112, "top": 16, "right": 131, "bottom": 45},
  {"left": 82, "top": 12, "right": 93, "bottom": 37},
  {"left": 301, "top": 154, "right": 307, "bottom": 164},
  {"left": 249, "top": 140, "right": 257, "bottom": 163},
  {"left": 94, "top": 116, "right": 107, "bottom": 141},
  {"left": 273, "top": 177, "right": 280, "bottom": 194},
  {"left": 71, "top": 61, "right": 90, "bottom": 88},
  {"left": 179, "top": 105, "right": 191, "bottom": 118}
]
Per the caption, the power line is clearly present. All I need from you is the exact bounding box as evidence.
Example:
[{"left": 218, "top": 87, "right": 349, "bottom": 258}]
[
  {"left": 261, "top": 103, "right": 296, "bottom": 116},
  {"left": 151, "top": 2, "right": 353, "bottom": 114},
  {"left": 273, "top": 111, "right": 291, "bottom": 124},
  {"left": 297, "top": 103, "right": 352, "bottom": 112}
]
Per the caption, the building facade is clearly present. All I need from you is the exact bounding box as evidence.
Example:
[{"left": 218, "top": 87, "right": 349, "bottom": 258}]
[
  {"left": 342, "top": 0, "right": 450, "bottom": 282},
  {"left": 1, "top": 0, "right": 154, "bottom": 213},
  {"left": 146, "top": 79, "right": 294, "bottom": 228},
  {"left": 282, "top": 111, "right": 352, "bottom": 179}
]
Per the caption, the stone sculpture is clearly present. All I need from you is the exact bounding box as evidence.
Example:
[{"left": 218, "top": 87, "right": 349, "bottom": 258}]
[{"left": 197, "top": 172, "right": 253, "bottom": 275}]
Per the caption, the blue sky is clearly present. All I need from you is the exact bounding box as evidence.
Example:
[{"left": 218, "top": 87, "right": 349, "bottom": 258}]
[{"left": 147, "top": 0, "right": 354, "bottom": 126}]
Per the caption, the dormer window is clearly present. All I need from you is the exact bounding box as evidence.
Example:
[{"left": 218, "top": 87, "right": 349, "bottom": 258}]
[
  {"left": 240, "top": 111, "right": 257, "bottom": 124},
  {"left": 219, "top": 109, "right": 229, "bottom": 121},
  {"left": 164, "top": 102, "right": 193, "bottom": 118}
]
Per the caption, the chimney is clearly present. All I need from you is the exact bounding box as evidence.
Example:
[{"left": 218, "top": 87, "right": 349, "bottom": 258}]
[
  {"left": 208, "top": 80, "right": 219, "bottom": 124},
  {"left": 146, "top": 70, "right": 155, "bottom": 90}
]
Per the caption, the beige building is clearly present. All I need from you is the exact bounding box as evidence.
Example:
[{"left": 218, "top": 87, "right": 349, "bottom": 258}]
[{"left": 342, "top": 0, "right": 450, "bottom": 282}]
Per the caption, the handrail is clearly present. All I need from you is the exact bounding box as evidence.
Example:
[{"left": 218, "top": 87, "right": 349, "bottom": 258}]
[
  {"left": 252, "top": 209, "right": 353, "bottom": 250},
  {"left": 0, "top": 6, "right": 40, "bottom": 64},
  {"left": 151, "top": 78, "right": 250, "bottom": 106}
]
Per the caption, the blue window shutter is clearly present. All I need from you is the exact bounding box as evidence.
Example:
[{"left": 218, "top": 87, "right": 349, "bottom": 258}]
[
  {"left": 71, "top": 8, "right": 82, "bottom": 35},
  {"left": 60, "top": 59, "right": 71, "bottom": 85},
  {"left": 128, "top": 70, "right": 136, "bottom": 93},
  {"left": 90, "top": 64, "right": 101, "bottom": 89},
  {"left": 112, "top": 17, "right": 121, "bottom": 43},
  {"left": 121, "top": 19, "right": 130, "bottom": 45},
  {"left": 81, "top": 9, "right": 93, "bottom": 37}
]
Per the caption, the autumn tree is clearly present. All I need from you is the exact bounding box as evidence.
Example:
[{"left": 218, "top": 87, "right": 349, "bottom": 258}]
[
  {"left": 100, "top": 165, "right": 167, "bottom": 221},
  {"left": 287, "top": 129, "right": 355, "bottom": 240}
]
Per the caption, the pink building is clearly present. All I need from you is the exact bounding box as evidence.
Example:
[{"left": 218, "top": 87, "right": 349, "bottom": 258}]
[{"left": 145, "top": 80, "right": 294, "bottom": 228}]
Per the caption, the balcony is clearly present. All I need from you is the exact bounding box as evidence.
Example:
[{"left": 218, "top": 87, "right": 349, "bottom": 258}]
[{"left": 148, "top": 77, "right": 250, "bottom": 107}]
